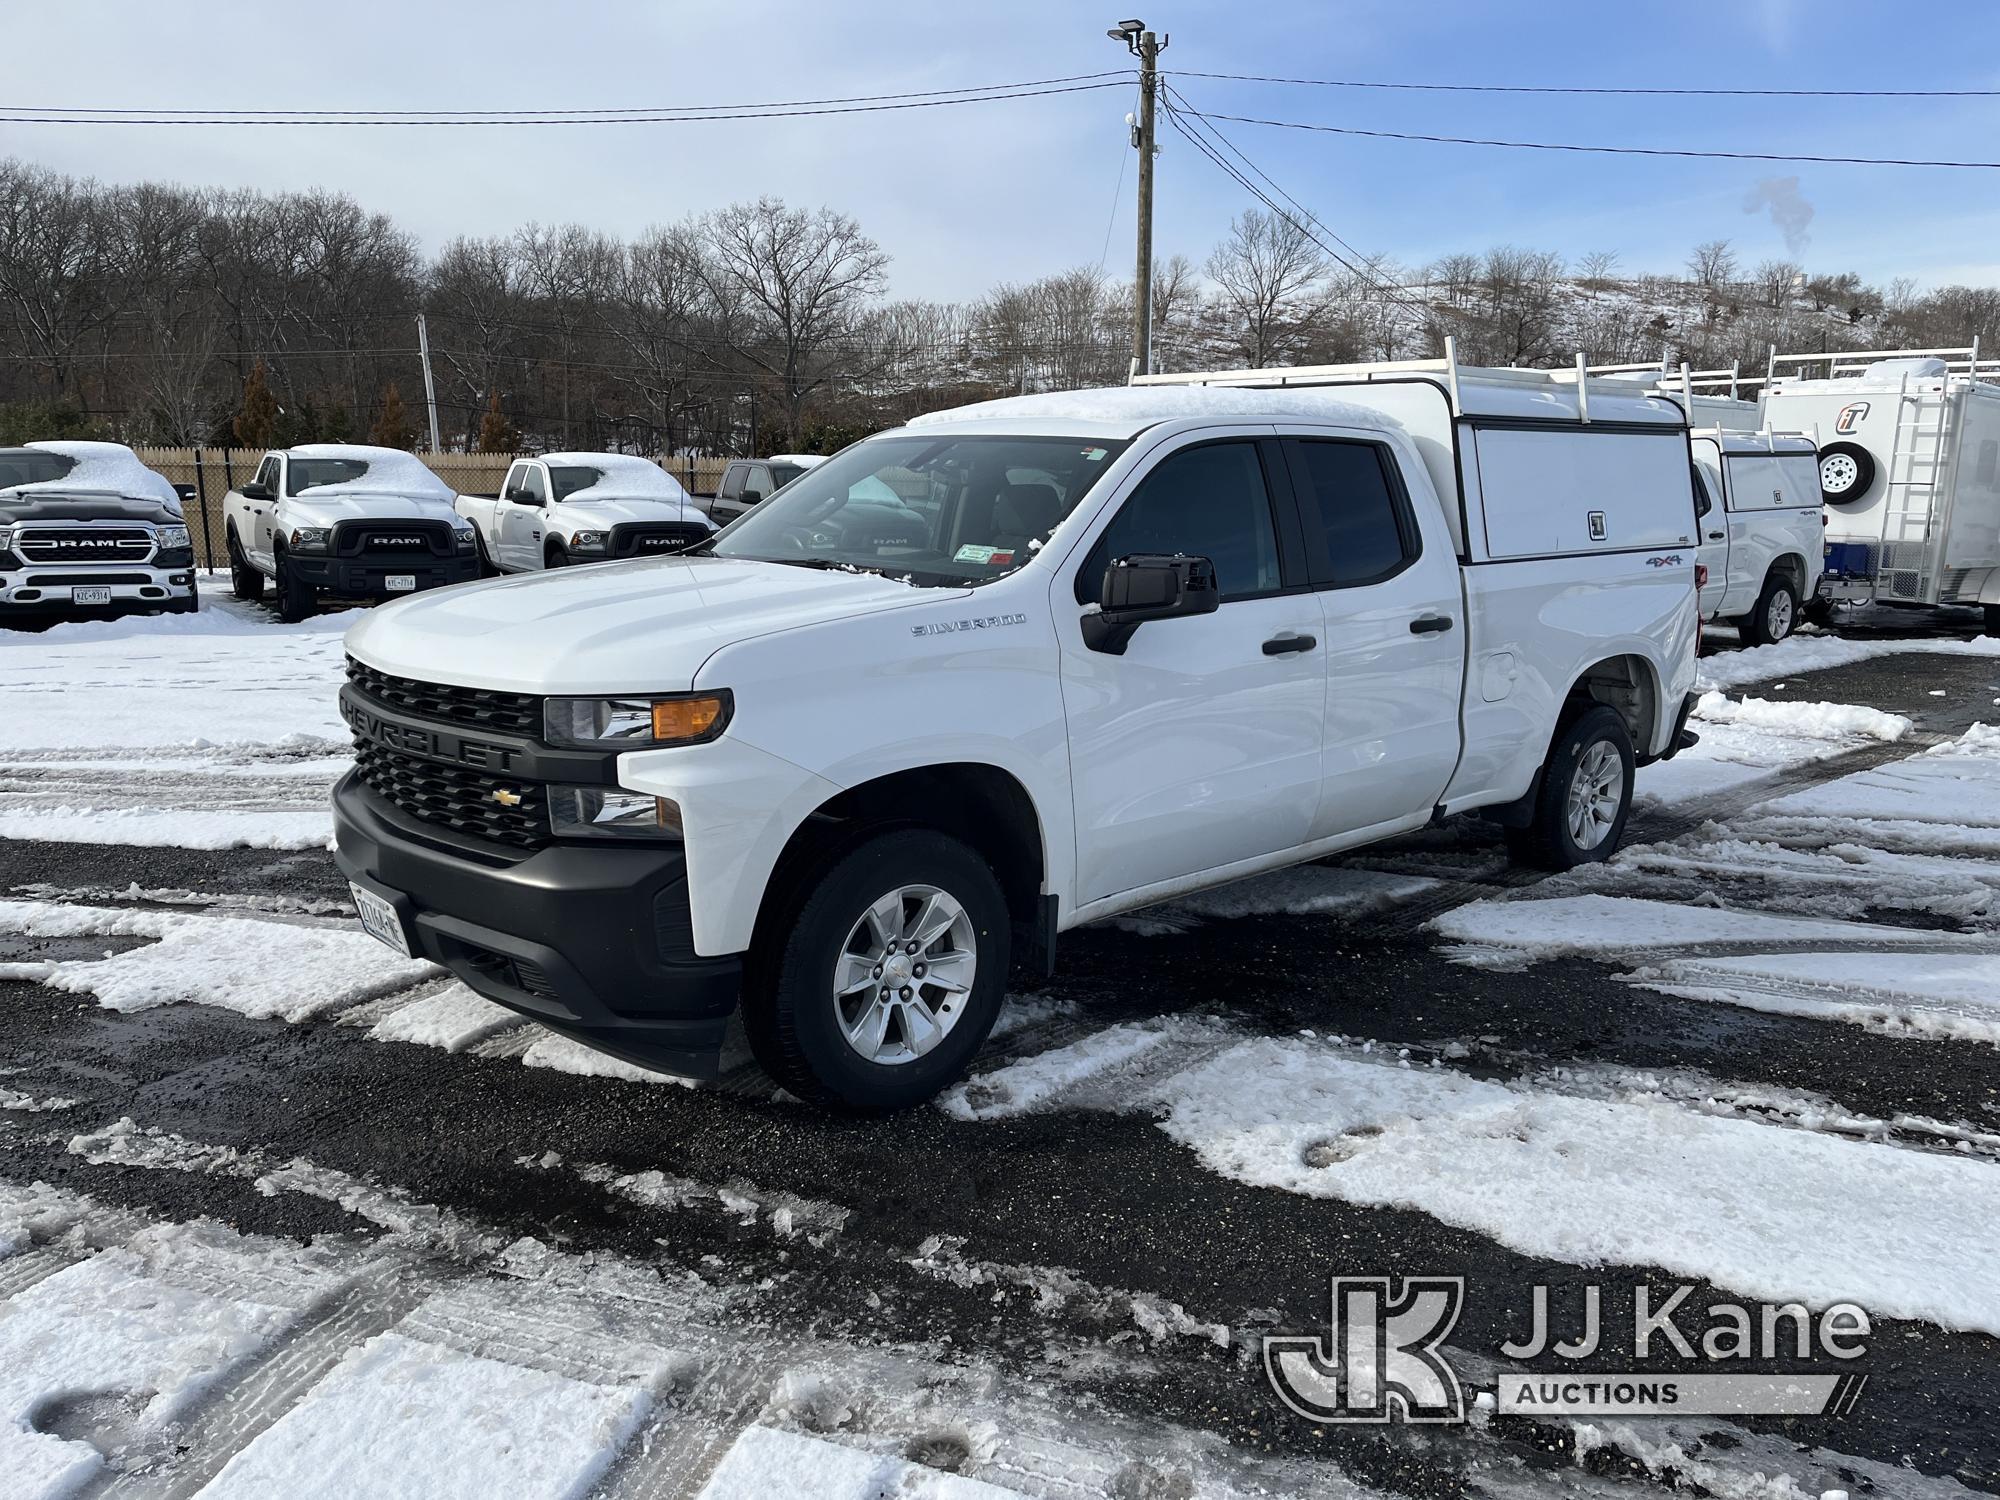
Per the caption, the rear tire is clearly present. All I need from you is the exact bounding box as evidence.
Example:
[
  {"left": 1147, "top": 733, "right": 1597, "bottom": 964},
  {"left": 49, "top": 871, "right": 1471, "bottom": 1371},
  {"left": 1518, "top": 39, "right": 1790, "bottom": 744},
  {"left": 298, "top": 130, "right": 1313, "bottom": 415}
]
[
  {"left": 274, "top": 547, "right": 316, "bottom": 623},
  {"left": 1506, "top": 704, "right": 1636, "bottom": 871},
  {"left": 1739, "top": 574, "right": 1800, "bottom": 646},
  {"left": 227, "top": 529, "right": 264, "bottom": 602},
  {"left": 742, "top": 828, "right": 1010, "bottom": 1113}
]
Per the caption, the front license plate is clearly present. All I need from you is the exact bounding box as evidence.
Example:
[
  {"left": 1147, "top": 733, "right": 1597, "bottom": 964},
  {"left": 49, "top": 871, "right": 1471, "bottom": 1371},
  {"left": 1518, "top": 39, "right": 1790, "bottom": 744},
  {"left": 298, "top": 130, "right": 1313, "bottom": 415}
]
[
  {"left": 385, "top": 574, "right": 417, "bottom": 592},
  {"left": 70, "top": 586, "right": 113, "bottom": 605},
  {"left": 349, "top": 881, "right": 412, "bottom": 958}
]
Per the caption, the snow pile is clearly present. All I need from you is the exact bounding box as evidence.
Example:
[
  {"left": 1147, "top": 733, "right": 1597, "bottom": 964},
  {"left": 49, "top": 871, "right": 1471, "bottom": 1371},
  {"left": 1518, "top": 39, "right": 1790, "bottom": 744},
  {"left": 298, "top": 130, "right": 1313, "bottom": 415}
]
[
  {"left": 1757, "top": 723, "right": 2000, "bottom": 832},
  {"left": 940, "top": 1023, "right": 1175, "bottom": 1122},
  {"left": 1635, "top": 690, "right": 1914, "bottom": 808},
  {"left": 0, "top": 1220, "right": 344, "bottom": 1496},
  {"left": 199, "top": 1330, "right": 655, "bottom": 1500},
  {"left": 1148, "top": 1038, "right": 2000, "bottom": 1333},
  {"left": 521, "top": 1030, "right": 695, "bottom": 1085},
  {"left": 0, "top": 900, "right": 434, "bottom": 1022},
  {"left": 1697, "top": 632, "right": 2000, "bottom": 692},
  {"left": 368, "top": 983, "right": 521, "bottom": 1052},
  {"left": 541, "top": 451, "right": 691, "bottom": 501},
  {"left": 1428, "top": 893, "right": 1940, "bottom": 964},
  {"left": 11, "top": 439, "right": 181, "bottom": 507},
  {"left": 0, "top": 805, "right": 332, "bottom": 851},
  {"left": 1690, "top": 690, "right": 1910, "bottom": 742},
  {"left": 698, "top": 1425, "right": 1029, "bottom": 1500},
  {"left": 1632, "top": 951, "right": 2000, "bottom": 1045}
]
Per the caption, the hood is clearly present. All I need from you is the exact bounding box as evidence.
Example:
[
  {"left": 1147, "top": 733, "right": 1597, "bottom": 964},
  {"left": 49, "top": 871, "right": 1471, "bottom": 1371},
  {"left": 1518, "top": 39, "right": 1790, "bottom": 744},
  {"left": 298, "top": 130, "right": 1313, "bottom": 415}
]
[
  {"left": 280, "top": 493, "right": 465, "bottom": 527},
  {"left": 0, "top": 493, "right": 183, "bottom": 526},
  {"left": 555, "top": 495, "right": 711, "bottom": 528},
  {"left": 344, "top": 555, "right": 963, "bottom": 695}
]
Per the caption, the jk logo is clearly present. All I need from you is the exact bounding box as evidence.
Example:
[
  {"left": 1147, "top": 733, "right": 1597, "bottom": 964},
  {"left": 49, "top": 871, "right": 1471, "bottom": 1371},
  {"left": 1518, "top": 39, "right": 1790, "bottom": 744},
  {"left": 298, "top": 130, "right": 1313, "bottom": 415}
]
[{"left": 1264, "top": 1277, "right": 1466, "bottom": 1424}]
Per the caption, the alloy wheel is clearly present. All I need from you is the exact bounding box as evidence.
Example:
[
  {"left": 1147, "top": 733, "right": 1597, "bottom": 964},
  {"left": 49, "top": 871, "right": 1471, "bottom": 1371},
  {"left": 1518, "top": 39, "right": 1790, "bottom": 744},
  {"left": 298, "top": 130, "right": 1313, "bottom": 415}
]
[
  {"left": 1565, "top": 740, "right": 1624, "bottom": 850},
  {"left": 831, "top": 885, "right": 977, "bottom": 1066}
]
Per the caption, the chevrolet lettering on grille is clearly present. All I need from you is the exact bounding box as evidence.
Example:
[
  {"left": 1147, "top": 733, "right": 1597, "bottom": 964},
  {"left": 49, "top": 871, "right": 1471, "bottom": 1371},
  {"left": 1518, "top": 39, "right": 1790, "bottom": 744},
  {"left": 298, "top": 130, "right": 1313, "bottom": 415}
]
[{"left": 340, "top": 696, "right": 523, "bottom": 772}]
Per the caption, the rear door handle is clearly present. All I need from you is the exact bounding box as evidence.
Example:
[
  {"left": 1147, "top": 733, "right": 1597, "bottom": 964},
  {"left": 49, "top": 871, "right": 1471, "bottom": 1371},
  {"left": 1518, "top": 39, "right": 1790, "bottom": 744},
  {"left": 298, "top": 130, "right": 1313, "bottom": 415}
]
[
  {"left": 1262, "top": 633, "right": 1317, "bottom": 656},
  {"left": 1409, "top": 615, "right": 1454, "bottom": 635},
  {"left": 1706, "top": 531, "right": 1725, "bottom": 541}
]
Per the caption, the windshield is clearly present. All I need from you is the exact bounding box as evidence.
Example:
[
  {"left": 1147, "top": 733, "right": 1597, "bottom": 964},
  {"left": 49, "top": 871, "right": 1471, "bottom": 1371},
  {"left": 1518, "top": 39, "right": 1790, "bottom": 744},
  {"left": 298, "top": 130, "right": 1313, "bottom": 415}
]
[
  {"left": 707, "top": 434, "right": 1127, "bottom": 586},
  {"left": 769, "top": 462, "right": 808, "bottom": 489},
  {"left": 287, "top": 459, "right": 370, "bottom": 495},
  {"left": 548, "top": 465, "right": 609, "bottom": 501},
  {"left": 0, "top": 452, "right": 79, "bottom": 492}
]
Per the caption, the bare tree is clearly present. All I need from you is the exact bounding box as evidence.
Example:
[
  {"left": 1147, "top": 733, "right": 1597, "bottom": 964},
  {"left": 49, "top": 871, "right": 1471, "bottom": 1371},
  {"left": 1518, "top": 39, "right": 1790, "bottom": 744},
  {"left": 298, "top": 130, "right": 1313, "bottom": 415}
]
[
  {"left": 1686, "top": 240, "right": 1739, "bottom": 292},
  {"left": 1577, "top": 250, "right": 1621, "bottom": 292},
  {"left": 700, "top": 197, "right": 889, "bottom": 448},
  {"left": 1752, "top": 259, "right": 1804, "bottom": 310},
  {"left": 1206, "top": 208, "right": 1329, "bottom": 366}
]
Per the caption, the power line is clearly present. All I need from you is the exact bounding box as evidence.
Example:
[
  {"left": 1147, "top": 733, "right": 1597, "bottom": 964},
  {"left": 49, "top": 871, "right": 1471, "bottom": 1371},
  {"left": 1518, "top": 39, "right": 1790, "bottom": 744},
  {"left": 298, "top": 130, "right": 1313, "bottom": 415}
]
[
  {"left": 0, "top": 79, "right": 1131, "bottom": 127},
  {"left": 1171, "top": 103, "right": 2000, "bottom": 169},
  {"left": 1169, "top": 69, "right": 2000, "bottom": 100},
  {"left": 2, "top": 72, "right": 1131, "bottom": 118}
]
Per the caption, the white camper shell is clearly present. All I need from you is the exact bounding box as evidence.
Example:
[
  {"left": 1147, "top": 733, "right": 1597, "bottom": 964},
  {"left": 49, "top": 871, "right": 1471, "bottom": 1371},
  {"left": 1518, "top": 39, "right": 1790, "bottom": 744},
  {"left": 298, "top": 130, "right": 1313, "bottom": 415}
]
[
  {"left": 1761, "top": 348, "right": 2000, "bottom": 626},
  {"left": 1554, "top": 361, "right": 1765, "bottom": 433}
]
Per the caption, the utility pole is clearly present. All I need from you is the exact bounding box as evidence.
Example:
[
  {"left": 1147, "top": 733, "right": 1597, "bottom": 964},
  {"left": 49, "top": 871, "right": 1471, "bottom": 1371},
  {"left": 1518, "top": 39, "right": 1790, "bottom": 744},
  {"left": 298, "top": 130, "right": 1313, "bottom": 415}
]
[
  {"left": 1109, "top": 19, "right": 1166, "bottom": 380},
  {"left": 414, "top": 313, "right": 443, "bottom": 453}
]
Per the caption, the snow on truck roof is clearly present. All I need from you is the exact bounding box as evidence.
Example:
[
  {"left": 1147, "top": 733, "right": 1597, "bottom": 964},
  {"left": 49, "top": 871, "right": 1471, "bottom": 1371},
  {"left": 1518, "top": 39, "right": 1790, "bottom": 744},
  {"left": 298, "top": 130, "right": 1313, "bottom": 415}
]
[
  {"left": 9, "top": 440, "right": 181, "bottom": 508},
  {"left": 284, "top": 444, "right": 453, "bottom": 500},
  {"left": 537, "top": 452, "right": 689, "bottom": 499},
  {"left": 906, "top": 384, "right": 1408, "bottom": 438}
]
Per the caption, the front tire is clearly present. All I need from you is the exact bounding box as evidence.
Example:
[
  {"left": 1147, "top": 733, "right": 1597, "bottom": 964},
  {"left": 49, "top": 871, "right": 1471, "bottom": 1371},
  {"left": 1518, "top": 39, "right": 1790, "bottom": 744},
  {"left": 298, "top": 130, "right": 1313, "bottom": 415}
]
[
  {"left": 1506, "top": 704, "right": 1636, "bottom": 871},
  {"left": 1739, "top": 574, "right": 1800, "bottom": 646},
  {"left": 473, "top": 532, "right": 499, "bottom": 578},
  {"left": 743, "top": 829, "right": 1010, "bottom": 1112},
  {"left": 274, "top": 547, "right": 316, "bottom": 623},
  {"left": 545, "top": 543, "right": 570, "bottom": 568},
  {"left": 227, "top": 529, "right": 264, "bottom": 602}
]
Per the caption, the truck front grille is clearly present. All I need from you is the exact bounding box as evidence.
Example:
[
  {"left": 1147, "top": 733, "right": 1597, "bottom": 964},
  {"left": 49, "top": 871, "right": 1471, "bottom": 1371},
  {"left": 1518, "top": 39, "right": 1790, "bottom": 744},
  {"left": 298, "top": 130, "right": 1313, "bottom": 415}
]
[
  {"left": 16, "top": 528, "right": 153, "bottom": 562},
  {"left": 352, "top": 741, "right": 548, "bottom": 849},
  {"left": 345, "top": 658, "right": 541, "bottom": 738},
  {"left": 610, "top": 522, "right": 708, "bottom": 558},
  {"left": 335, "top": 521, "right": 453, "bottom": 558}
]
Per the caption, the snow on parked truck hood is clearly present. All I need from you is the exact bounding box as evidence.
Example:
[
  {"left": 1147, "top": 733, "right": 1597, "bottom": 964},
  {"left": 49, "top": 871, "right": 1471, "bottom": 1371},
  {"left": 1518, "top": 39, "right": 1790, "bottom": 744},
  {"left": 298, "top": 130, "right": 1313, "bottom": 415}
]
[
  {"left": 540, "top": 452, "right": 692, "bottom": 502},
  {"left": 7, "top": 440, "right": 181, "bottom": 508},
  {"left": 287, "top": 444, "right": 454, "bottom": 502},
  {"left": 344, "top": 555, "right": 960, "bottom": 695}
]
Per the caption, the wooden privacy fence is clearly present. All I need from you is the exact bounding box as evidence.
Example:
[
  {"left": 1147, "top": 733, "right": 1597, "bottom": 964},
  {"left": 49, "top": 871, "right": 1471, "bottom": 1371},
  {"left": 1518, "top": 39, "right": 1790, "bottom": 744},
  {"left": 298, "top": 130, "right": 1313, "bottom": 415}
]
[{"left": 129, "top": 449, "right": 738, "bottom": 569}]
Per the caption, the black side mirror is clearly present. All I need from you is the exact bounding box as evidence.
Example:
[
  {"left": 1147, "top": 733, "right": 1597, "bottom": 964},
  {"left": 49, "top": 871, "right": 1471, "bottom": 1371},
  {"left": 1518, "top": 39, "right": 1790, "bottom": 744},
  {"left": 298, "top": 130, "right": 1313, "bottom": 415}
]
[
  {"left": 506, "top": 486, "right": 540, "bottom": 507},
  {"left": 241, "top": 481, "right": 270, "bottom": 501},
  {"left": 1082, "top": 553, "right": 1220, "bottom": 654}
]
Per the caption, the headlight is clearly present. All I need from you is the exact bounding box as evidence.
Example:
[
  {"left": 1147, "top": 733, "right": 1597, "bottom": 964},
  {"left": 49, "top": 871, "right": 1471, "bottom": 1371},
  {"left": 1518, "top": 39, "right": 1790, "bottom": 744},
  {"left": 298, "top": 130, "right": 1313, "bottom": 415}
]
[
  {"left": 288, "top": 526, "right": 332, "bottom": 552},
  {"left": 550, "top": 786, "right": 683, "bottom": 840},
  {"left": 453, "top": 528, "right": 477, "bottom": 552},
  {"left": 543, "top": 692, "right": 731, "bottom": 748},
  {"left": 570, "top": 530, "right": 609, "bottom": 552},
  {"left": 156, "top": 524, "right": 190, "bottom": 550}
]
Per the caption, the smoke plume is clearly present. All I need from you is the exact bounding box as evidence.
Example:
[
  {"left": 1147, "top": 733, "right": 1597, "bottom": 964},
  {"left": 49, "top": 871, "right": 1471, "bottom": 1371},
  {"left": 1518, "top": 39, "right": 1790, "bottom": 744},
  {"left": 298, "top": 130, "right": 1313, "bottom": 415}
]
[{"left": 1742, "top": 176, "right": 1814, "bottom": 256}]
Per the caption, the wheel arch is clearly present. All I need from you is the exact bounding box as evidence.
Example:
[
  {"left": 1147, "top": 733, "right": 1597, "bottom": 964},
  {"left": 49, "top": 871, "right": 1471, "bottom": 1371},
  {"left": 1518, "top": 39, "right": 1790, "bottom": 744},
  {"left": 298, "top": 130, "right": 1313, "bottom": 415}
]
[{"left": 1557, "top": 652, "right": 1662, "bottom": 763}]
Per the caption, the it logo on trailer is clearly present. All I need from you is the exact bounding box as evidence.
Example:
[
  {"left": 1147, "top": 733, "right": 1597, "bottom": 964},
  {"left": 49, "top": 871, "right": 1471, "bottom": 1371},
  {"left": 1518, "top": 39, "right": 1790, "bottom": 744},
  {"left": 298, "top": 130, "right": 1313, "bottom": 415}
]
[{"left": 1835, "top": 401, "right": 1870, "bottom": 435}]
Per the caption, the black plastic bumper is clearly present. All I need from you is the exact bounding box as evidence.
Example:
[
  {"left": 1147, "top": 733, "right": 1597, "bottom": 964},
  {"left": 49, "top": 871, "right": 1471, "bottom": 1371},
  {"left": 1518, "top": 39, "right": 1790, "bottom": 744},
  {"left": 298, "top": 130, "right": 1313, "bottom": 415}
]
[
  {"left": 332, "top": 773, "right": 742, "bottom": 1079},
  {"left": 291, "top": 554, "right": 481, "bottom": 599}
]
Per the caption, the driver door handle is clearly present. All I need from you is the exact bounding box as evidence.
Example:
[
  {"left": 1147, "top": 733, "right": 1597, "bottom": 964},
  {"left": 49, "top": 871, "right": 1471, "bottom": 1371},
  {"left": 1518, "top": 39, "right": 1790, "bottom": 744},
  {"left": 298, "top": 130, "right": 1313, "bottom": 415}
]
[
  {"left": 1262, "top": 632, "right": 1317, "bottom": 656},
  {"left": 1706, "top": 531, "right": 1725, "bottom": 541},
  {"left": 1409, "top": 614, "right": 1454, "bottom": 635}
]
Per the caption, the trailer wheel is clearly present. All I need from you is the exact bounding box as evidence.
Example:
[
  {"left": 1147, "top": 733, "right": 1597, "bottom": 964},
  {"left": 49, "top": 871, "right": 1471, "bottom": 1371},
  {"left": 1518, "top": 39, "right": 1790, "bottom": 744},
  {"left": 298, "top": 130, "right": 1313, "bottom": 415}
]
[
  {"left": 273, "top": 546, "right": 316, "bottom": 623},
  {"left": 743, "top": 828, "right": 1010, "bottom": 1112},
  {"left": 1818, "top": 442, "right": 1875, "bottom": 505},
  {"left": 226, "top": 528, "right": 264, "bottom": 602},
  {"left": 1506, "top": 705, "right": 1635, "bottom": 871},
  {"left": 1740, "top": 573, "right": 1800, "bottom": 646}
]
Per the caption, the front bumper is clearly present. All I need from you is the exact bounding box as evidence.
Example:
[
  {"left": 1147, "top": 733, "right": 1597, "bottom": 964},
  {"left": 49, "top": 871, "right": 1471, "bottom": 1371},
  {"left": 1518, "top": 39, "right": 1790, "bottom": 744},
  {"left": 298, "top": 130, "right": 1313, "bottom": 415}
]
[
  {"left": 0, "top": 566, "right": 197, "bottom": 617},
  {"left": 290, "top": 553, "right": 480, "bottom": 599},
  {"left": 332, "top": 772, "right": 742, "bottom": 1079}
]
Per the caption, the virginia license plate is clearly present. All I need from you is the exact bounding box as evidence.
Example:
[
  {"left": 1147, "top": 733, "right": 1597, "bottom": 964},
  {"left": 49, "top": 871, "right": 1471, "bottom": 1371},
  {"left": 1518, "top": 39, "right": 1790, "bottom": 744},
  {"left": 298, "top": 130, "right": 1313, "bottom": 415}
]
[
  {"left": 70, "top": 586, "right": 113, "bottom": 605},
  {"left": 349, "top": 881, "right": 412, "bottom": 958},
  {"left": 385, "top": 574, "right": 417, "bottom": 592}
]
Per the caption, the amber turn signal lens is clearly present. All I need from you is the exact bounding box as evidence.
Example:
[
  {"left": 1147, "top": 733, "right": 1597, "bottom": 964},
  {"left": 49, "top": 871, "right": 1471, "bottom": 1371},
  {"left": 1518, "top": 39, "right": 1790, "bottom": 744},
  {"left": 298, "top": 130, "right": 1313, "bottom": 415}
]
[{"left": 652, "top": 696, "right": 726, "bottom": 742}]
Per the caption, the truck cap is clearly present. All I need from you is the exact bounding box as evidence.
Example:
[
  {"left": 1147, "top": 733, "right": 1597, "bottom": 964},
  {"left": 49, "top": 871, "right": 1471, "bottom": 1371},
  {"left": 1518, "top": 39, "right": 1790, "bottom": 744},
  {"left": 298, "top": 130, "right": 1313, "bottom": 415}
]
[{"left": 906, "top": 384, "right": 1404, "bottom": 439}]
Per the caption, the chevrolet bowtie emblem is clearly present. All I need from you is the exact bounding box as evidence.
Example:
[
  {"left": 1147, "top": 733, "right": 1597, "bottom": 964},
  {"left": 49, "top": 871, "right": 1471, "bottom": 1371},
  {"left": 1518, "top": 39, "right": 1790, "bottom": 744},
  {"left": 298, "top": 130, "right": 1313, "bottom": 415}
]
[{"left": 492, "top": 788, "right": 523, "bottom": 808}]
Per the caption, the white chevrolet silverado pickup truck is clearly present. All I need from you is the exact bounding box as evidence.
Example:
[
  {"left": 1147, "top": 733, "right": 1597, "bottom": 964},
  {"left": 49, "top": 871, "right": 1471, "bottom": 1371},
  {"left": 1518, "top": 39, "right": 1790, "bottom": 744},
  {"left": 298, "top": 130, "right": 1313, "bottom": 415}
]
[
  {"left": 224, "top": 443, "right": 480, "bottom": 621},
  {"left": 454, "top": 452, "right": 714, "bottom": 572},
  {"left": 334, "top": 360, "right": 1701, "bottom": 1111},
  {"left": 0, "top": 441, "right": 198, "bottom": 623},
  {"left": 1691, "top": 429, "right": 1825, "bottom": 644}
]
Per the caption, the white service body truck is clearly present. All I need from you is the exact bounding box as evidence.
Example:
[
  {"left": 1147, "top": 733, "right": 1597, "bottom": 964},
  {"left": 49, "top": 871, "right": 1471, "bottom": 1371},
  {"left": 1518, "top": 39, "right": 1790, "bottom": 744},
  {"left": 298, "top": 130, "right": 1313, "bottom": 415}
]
[
  {"left": 0, "top": 441, "right": 197, "bottom": 622},
  {"left": 223, "top": 443, "right": 479, "bottom": 622},
  {"left": 1691, "top": 429, "right": 1825, "bottom": 644},
  {"left": 334, "top": 367, "right": 1701, "bottom": 1110},
  {"left": 1761, "top": 354, "right": 2000, "bottom": 630},
  {"left": 454, "top": 452, "right": 714, "bottom": 572}
]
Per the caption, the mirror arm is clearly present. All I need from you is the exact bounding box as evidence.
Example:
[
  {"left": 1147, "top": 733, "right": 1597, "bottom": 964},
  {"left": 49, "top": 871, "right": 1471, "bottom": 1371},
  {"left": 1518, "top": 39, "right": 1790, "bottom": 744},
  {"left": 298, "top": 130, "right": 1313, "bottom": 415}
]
[{"left": 1081, "top": 609, "right": 1142, "bottom": 656}]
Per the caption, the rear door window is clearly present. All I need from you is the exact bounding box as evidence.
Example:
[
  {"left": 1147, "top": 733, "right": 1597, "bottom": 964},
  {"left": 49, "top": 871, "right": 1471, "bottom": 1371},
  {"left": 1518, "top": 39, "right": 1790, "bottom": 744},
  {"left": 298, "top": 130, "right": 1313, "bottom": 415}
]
[{"left": 1283, "top": 439, "right": 1417, "bottom": 588}]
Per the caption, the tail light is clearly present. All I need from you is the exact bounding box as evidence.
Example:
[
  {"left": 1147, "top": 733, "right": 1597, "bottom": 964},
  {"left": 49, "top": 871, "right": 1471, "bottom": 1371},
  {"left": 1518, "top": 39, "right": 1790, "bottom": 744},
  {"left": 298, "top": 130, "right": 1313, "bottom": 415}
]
[{"left": 1695, "top": 564, "right": 1709, "bottom": 589}]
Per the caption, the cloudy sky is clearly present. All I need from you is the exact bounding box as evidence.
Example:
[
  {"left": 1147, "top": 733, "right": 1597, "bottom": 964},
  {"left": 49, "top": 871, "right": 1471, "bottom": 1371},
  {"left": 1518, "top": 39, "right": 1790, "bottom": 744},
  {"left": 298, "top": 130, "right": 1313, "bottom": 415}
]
[{"left": 6, "top": 0, "right": 1999, "bottom": 299}]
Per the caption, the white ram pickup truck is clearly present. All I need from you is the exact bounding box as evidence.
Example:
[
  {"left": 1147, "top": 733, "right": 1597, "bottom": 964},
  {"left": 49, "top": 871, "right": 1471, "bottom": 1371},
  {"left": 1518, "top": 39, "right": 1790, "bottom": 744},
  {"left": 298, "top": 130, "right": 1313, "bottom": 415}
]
[
  {"left": 223, "top": 444, "right": 480, "bottom": 622},
  {"left": 1691, "top": 429, "right": 1826, "bottom": 644},
  {"left": 454, "top": 452, "right": 714, "bottom": 572},
  {"left": 334, "top": 365, "right": 1701, "bottom": 1111},
  {"left": 0, "top": 441, "right": 197, "bottom": 623}
]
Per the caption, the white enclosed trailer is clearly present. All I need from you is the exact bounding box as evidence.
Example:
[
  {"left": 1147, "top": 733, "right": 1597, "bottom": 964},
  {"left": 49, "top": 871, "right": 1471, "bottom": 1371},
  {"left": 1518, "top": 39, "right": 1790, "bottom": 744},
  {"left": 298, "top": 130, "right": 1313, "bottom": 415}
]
[{"left": 1760, "top": 348, "right": 2000, "bottom": 628}]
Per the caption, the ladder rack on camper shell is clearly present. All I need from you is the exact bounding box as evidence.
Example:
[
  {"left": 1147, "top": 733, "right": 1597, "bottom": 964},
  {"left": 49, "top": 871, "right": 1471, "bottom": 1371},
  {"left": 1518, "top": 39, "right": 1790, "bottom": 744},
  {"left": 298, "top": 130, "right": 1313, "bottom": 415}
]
[{"left": 1132, "top": 339, "right": 1705, "bottom": 426}]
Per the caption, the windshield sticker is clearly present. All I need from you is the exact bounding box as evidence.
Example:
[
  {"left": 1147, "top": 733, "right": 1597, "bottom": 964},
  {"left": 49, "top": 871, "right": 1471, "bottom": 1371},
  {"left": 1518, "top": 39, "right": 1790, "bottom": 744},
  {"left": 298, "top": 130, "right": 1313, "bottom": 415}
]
[
  {"left": 1082, "top": 448, "right": 1109, "bottom": 461},
  {"left": 954, "top": 544, "right": 1000, "bottom": 565},
  {"left": 911, "top": 613, "right": 1028, "bottom": 639}
]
